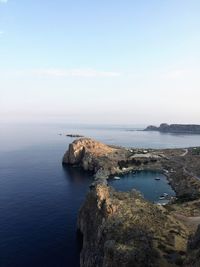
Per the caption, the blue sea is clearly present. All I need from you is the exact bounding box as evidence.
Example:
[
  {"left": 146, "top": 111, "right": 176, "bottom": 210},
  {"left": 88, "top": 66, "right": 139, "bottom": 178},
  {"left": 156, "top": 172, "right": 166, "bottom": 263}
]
[{"left": 1, "top": 123, "right": 200, "bottom": 267}]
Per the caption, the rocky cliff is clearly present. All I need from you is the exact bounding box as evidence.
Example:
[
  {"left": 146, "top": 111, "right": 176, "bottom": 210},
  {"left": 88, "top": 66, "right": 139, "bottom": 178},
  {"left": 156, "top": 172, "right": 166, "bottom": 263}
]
[
  {"left": 62, "top": 138, "right": 124, "bottom": 179},
  {"left": 144, "top": 123, "right": 200, "bottom": 134},
  {"left": 63, "top": 138, "right": 116, "bottom": 166},
  {"left": 63, "top": 138, "right": 200, "bottom": 199},
  {"left": 62, "top": 138, "right": 162, "bottom": 180},
  {"left": 63, "top": 139, "right": 200, "bottom": 266},
  {"left": 184, "top": 225, "right": 200, "bottom": 266},
  {"left": 78, "top": 184, "right": 189, "bottom": 267}
]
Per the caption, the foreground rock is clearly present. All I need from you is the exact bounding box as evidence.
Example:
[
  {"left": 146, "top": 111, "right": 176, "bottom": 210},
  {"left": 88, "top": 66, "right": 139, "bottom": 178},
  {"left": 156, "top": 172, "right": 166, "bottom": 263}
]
[
  {"left": 144, "top": 123, "right": 200, "bottom": 134},
  {"left": 184, "top": 225, "right": 200, "bottom": 266},
  {"left": 63, "top": 138, "right": 200, "bottom": 266},
  {"left": 78, "top": 184, "right": 188, "bottom": 267}
]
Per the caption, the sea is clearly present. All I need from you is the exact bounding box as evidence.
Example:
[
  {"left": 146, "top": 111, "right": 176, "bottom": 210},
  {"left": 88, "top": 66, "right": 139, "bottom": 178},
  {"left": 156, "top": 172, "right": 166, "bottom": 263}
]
[{"left": 1, "top": 123, "right": 200, "bottom": 267}]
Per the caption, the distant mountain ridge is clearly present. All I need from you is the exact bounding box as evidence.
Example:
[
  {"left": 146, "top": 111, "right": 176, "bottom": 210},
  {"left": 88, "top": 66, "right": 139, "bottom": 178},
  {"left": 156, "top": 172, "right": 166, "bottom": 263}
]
[{"left": 144, "top": 123, "right": 200, "bottom": 134}]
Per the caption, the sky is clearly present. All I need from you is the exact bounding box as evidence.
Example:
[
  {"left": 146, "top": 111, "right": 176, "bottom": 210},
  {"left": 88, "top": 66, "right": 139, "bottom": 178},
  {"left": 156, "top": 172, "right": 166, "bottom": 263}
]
[{"left": 0, "top": 0, "right": 200, "bottom": 125}]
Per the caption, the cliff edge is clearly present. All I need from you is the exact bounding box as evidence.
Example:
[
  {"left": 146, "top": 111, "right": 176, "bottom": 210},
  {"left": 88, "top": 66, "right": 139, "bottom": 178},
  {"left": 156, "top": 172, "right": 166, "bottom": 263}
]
[
  {"left": 62, "top": 138, "right": 124, "bottom": 179},
  {"left": 63, "top": 138, "right": 200, "bottom": 266},
  {"left": 78, "top": 184, "right": 189, "bottom": 267}
]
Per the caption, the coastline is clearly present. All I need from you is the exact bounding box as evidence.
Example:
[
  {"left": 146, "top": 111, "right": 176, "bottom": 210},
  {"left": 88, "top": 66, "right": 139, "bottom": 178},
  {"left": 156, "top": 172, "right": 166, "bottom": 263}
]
[
  {"left": 144, "top": 123, "right": 200, "bottom": 135},
  {"left": 63, "top": 137, "right": 200, "bottom": 267},
  {"left": 62, "top": 138, "right": 200, "bottom": 200}
]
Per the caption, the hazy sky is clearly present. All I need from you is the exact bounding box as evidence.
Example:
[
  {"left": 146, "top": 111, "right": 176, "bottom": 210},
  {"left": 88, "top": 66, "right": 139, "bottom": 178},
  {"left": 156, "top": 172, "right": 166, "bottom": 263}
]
[{"left": 0, "top": 0, "right": 200, "bottom": 125}]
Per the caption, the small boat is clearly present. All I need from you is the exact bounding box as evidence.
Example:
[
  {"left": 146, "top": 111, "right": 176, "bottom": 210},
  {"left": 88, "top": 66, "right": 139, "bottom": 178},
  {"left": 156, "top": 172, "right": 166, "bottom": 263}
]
[
  {"left": 155, "top": 177, "right": 160, "bottom": 181},
  {"left": 163, "top": 193, "right": 168, "bottom": 197},
  {"left": 159, "top": 196, "right": 165, "bottom": 200},
  {"left": 157, "top": 202, "right": 167, "bottom": 206},
  {"left": 114, "top": 176, "right": 121, "bottom": 180}
]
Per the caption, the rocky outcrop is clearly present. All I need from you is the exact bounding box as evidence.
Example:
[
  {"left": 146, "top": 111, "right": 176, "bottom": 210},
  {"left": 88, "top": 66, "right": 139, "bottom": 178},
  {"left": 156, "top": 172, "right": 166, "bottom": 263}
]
[
  {"left": 184, "top": 225, "right": 200, "bottom": 266},
  {"left": 162, "top": 150, "right": 200, "bottom": 200},
  {"left": 78, "top": 184, "right": 189, "bottom": 267},
  {"left": 63, "top": 138, "right": 200, "bottom": 199},
  {"left": 144, "top": 123, "right": 200, "bottom": 134},
  {"left": 62, "top": 138, "right": 121, "bottom": 177},
  {"left": 62, "top": 138, "right": 162, "bottom": 180},
  {"left": 144, "top": 125, "right": 158, "bottom": 131},
  {"left": 62, "top": 139, "right": 200, "bottom": 266}
]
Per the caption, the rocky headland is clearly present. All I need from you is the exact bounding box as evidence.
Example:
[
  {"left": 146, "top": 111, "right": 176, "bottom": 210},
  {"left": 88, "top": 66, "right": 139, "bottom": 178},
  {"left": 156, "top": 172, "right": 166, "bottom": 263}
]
[
  {"left": 78, "top": 184, "right": 188, "bottom": 267},
  {"left": 63, "top": 138, "right": 200, "bottom": 266},
  {"left": 144, "top": 123, "right": 200, "bottom": 134}
]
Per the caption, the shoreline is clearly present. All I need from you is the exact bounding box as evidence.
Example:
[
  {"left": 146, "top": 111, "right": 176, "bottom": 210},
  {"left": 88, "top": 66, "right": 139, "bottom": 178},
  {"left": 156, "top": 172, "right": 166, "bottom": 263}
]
[
  {"left": 63, "top": 138, "right": 200, "bottom": 200},
  {"left": 63, "top": 137, "right": 200, "bottom": 267}
]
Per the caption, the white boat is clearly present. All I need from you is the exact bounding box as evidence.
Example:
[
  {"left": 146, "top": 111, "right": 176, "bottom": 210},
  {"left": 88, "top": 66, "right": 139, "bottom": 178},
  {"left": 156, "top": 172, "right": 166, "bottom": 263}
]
[
  {"left": 163, "top": 193, "right": 169, "bottom": 197},
  {"left": 114, "top": 176, "right": 121, "bottom": 180},
  {"left": 159, "top": 196, "right": 165, "bottom": 200},
  {"left": 155, "top": 177, "right": 160, "bottom": 181}
]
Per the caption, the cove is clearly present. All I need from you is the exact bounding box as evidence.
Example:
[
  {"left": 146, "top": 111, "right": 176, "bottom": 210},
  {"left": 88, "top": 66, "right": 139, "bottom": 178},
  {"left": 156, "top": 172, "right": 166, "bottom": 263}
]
[{"left": 109, "top": 170, "right": 175, "bottom": 204}]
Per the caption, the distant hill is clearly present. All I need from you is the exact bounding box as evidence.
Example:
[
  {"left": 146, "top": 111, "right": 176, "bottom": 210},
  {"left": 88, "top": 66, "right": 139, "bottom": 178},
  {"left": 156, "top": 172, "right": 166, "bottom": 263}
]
[{"left": 144, "top": 123, "right": 200, "bottom": 134}]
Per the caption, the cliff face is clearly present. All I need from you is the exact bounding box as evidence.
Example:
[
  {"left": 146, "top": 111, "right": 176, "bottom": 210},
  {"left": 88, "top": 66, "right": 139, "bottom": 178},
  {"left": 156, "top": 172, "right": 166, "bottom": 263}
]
[
  {"left": 63, "top": 138, "right": 200, "bottom": 199},
  {"left": 144, "top": 123, "right": 200, "bottom": 134},
  {"left": 63, "top": 138, "right": 116, "bottom": 165},
  {"left": 185, "top": 225, "right": 200, "bottom": 267},
  {"left": 62, "top": 138, "right": 118, "bottom": 174},
  {"left": 62, "top": 138, "right": 162, "bottom": 180},
  {"left": 63, "top": 139, "right": 200, "bottom": 266},
  {"left": 78, "top": 184, "right": 189, "bottom": 267}
]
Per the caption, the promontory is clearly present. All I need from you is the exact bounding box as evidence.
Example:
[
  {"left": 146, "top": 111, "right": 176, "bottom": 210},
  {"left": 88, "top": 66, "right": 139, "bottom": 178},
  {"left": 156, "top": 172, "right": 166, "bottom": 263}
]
[
  {"left": 63, "top": 138, "right": 200, "bottom": 267},
  {"left": 144, "top": 123, "right": 200, "bottom": 134}
]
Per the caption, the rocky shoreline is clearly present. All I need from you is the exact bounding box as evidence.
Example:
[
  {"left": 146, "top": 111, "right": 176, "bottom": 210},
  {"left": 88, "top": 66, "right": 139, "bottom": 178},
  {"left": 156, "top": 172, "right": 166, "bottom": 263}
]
[
  {"left": 62, "top": 138, "right": 200, "bottom": 199},
  {"left": 144, "top": 123, "right": 200, "bottom": 134},
  {"left": 63, "top": 138, "right": 200, "bottom": 267}
]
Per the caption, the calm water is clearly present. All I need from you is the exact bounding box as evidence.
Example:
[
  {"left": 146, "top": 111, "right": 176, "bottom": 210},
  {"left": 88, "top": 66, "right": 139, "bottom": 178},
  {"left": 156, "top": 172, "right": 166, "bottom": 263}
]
[
  {"left": 109, "top": 171, "right": 175, "bottom": 204},
  {"left": 1, "top": 123, "right": 200, "bottom": 267}
]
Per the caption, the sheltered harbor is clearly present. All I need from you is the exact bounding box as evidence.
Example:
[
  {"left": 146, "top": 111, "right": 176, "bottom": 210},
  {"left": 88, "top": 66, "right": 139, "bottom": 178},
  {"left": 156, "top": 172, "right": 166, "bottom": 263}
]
[{"left": 63, "top": 138, "right": 200, "bottom": 267}]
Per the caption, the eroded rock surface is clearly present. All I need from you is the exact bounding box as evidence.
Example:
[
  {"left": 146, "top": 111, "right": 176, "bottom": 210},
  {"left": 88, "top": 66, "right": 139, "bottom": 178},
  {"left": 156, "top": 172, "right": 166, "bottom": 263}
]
[
  {"left": 63, "top": 138, "right": 163, "bottom": 180},
  {"left": 63, "top": 138, "right": 200, "bottom": 199},
  {"left": 78, "top": 184, "right": 189, "bottom": 267},
  {"left": 185, "top": 225, "right": 200, "bottom": 266},
  {"left": 63, "top": 138, "right": 200, "bottom": 266},
  {"left": 62, "top": 138, "right": 121, "bottom": 178}
]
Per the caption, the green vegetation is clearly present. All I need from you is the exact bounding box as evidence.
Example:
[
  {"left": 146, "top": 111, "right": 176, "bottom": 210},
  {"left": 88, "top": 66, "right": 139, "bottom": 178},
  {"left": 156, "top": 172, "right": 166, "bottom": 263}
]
[{"left": 192, "top": 147, "right": 200, "bottom": 155}]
